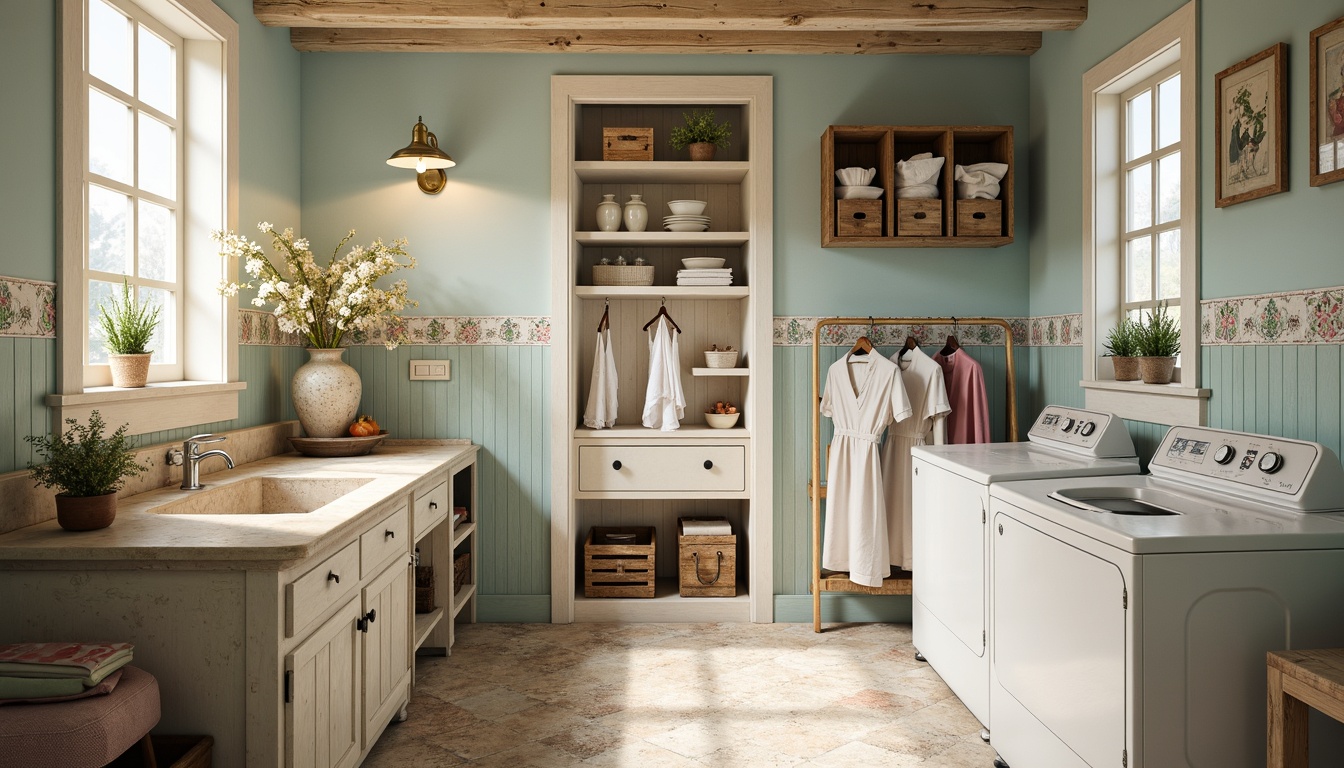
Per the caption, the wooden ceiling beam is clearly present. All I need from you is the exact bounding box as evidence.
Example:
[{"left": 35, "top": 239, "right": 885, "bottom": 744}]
[
  {"left": 256, "top": 0, "right": 1087, "bottom": 32},
  {"left": 289, "top": 27, "right": 1042, "bottom": 55}
]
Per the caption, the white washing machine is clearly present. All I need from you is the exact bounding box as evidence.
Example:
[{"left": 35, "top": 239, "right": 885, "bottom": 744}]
[
  {"left": 988, "top": 425, "right": 1344, "bottom": 768},
  {"left": 911, "top": 405, "right": 1140, "bottom": 733}
]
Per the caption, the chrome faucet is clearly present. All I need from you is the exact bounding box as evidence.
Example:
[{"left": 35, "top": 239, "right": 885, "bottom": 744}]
[{"left": 180, "top": 434, "right": 235, "bottom": 490}]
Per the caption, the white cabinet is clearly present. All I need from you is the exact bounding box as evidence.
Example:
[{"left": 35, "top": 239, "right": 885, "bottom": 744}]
[
  {"left": 411, "top": 451, "right": 478, "bottom": 658},
  {"left": 286, "top": 598, "right": 362, "bottom": 768}
]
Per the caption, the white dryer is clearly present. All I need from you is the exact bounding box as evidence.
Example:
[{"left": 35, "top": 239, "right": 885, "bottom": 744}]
[
  {"left": 910, "top": 405, "right": 1140, "bottom": 733},
  {"left": 988, "top": 426, "right": 1344, "bottom": 768}
]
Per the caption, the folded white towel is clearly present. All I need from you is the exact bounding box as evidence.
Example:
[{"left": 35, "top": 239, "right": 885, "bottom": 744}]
[
  {"left": 895, "top": 153, "right": 945, "bottom": 193},
  {"left": 954, "top": 162, "right": 1009, "bottom": 200},
  {"left": 682, "top": 519, "right": 732, "bottom": 536},
  {"left": 895, "top": 184, "right": 940, "bottom": 199}
]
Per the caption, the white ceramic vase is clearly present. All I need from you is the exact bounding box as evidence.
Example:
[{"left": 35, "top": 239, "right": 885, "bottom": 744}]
[
  {"left": 292, "top": 348, "right": 362, "bottom": 438},
  {"left": 596, "top": 194, "right": 622, "bottom": 232},
  {"left": 623, "top": 194, "right": 648, "bottom": 232}
]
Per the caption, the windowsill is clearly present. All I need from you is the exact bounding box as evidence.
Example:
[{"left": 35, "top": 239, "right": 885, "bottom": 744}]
[
  {"left": 1081, "top": 378, "right": 1209, "bottom": 426},
  {"left": 45, "top": 380, "right": 247, "bottom": 435}
]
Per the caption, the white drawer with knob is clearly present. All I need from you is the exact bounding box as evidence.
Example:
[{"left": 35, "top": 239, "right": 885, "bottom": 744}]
[
  {"left": 285, "top": 539, "right": 360, "bottom": 638},
  {"left": 360, "top": 504, "right": 409, "bottom": 578},
  {"left": 413, "top": 480, "right": 449, "bottom": 540},
  {"left": 578, "top": 445, "right": 746, "bottom": 495}
]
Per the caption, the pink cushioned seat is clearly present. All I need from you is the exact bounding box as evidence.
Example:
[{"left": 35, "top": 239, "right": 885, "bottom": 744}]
[{"left": 0, "top": 665, "right": 161, "bottom": 768}]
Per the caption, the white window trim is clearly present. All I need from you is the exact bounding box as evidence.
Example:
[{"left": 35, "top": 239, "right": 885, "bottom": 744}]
[
  {"left": 1081, "top": 0, "right": 1210, "bottom": 426},
  {"left": 53, "top": 0, "right": 243, "bottom": 433}
]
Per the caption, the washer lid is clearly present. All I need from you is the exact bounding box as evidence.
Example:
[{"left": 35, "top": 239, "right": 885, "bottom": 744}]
[{"left": 912, "top": 442, "right": 1140, "bottom": 485}]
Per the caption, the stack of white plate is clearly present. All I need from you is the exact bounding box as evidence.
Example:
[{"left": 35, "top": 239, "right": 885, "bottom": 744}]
[{"left": 664, "top": 215, "right": 711, "bottom": 232}]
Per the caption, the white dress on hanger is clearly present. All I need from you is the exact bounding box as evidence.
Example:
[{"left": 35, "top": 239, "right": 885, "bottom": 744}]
[
  {"left": 583, "top": 327, "right": 618, "bottom": 429},
  {"left": 820, "top": 351, "right": 913, "bottom": 587},
  {"left": 642, "top": 316, "right": 685, "bottom": 431},
  {"left": 882, "top": 346, "right": 951, "bottom": 571}
]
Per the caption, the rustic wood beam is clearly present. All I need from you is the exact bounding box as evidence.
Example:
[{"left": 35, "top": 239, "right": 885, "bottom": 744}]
[
  {"left": 289, "top": 27, "right": 1042, "bottom": 55},
  {"left": 257, "top": 0, "right": 1087, "bottom": 32}
]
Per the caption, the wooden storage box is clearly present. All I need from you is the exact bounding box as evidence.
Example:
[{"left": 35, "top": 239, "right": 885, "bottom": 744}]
[
  {"left": 584, "top": 527, "right": 656, "bottom": 598},
  {"left": 956, "top": 199, "right": 1002, "bottom": 236},
  {"left": 452, "top": 552, "right": 471, "bottom": 594},
  {"left": 896, "top": 199, "right": 942, "bottom": 236},
  {"left": 592, "top": 265, "right": 654, "bottom": 286},
  {"left": 836, "top": 199, "right": 883, "bottom": 237},
  {"left": 677, "top": 518, "right": 736, "bottom": 597},
  {"left": 414, "top": 565, "right": 434, "bottom": 613},
  {"left": 602, "top": 127, "right": 654, "bottom": 161}
]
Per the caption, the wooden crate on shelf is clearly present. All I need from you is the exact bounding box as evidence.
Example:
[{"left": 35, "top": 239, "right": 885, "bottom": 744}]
[
  {"left": 584, "top": 527, "right": 656, "bottom": 598},
  {"left": 836, "top": 199, "right": 883, "bottom": 237},
  {"left": 956, "top": 199, "right": 1002, "bottom": 236},
  {"left": 453, "top": 553, "right": 471, "bottom": 594},
  {"left": 896, "top": 199, "right": 942, "bottom": 236},
  {"left": 677, "top": 518, "right": 736, "bottom": 597},
  {"left": 602, "top": 127, "right": 654, "bottom": 161}
]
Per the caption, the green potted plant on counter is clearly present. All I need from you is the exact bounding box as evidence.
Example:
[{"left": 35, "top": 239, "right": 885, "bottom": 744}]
[
  {"left": 25, "top": 411, "right": 149, "bottom": 531},
  {"left": 670, "top": 109, "right": 731, "bottom": 161},
  {"left": 98, "top": 279, "right": 161, "bottom": 388},
  {"left": 1103, "top": 316, "right": 1141, "bottom": 381},
  {"left": 1135, "top": 302, "right": 1181, "bottom": 384}
]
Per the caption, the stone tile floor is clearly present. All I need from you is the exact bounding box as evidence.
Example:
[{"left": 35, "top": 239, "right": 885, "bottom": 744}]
[{"left": 364, "top": 622, "right": 997, "bottom": 766}]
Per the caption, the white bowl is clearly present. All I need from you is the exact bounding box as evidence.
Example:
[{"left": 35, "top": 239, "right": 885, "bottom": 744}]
[
  {"left": 704, "top": 411, "right": 740, "bottom": 429},
  {"left": 835, "top": 185, "right": 884, "bottom": 199},
  {"left": 836, "top": 167, "right": 877, "bottom": 186},
  {"left": 682, "top": 257, "right": 726, "bottom": 269},
  {"left": 667, "top": 200, "right": 708, "bottom": 216},
  {"left": 665, "top": 222, "right": 709, "bottom": 232}
]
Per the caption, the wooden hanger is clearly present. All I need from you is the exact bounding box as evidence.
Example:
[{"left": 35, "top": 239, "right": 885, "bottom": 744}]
[
  {"left": 643, "top": 298, "right": 681, "bottom": 334},
  {"left": 939, "top": 318, "right": 961, "bottom": 357},
  {"left": 898, "top": 335, "right": 919, "bottom": 359},
  {"left": 848, "top": 317, "right": 874, "bottom": 359},
  {"left": 597, "top": 299, "right": 610, "bottom": 333}
]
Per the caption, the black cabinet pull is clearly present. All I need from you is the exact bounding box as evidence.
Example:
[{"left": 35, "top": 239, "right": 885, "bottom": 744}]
[
  {"left": 357, "top": 615, "right": 368, "bottom": 633},
  {"left": 367, "top": 609, "right": 377, "bottom": 624},
  {"left": 429, "top": 501, "right": 438, "bottom": 510},
  {"left": 704, "top": 460, "right": 714, "bottom": 470},
  {"left": 327, "top": 571, "right": 340, "bottom": 584},
  {"left": 385, "top": 529, "right": 395, "bottom": 539},
  {"left": 612, "top": 460, "right": 622, "bottom": 470}
]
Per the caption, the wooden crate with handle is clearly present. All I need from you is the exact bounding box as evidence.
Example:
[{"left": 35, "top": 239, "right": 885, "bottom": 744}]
[
  {"left": 584, "top": 527, "right": 656, "bottom": 598},
  {"left": 678, "top": 517, "right": 736, "bottom": 597}
]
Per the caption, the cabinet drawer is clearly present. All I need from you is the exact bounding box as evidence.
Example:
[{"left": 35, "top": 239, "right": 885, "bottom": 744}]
[
  {"left": 578, "top": 445, "right": 746, "bottom": 493},
  {"left": 413, "top": 481, "right": 449, "bottom": 540},
  {"left": 287, "top": 540, "right": 360, "bottom": 638},
  {"left": 361, "top": 505, "right": 409, "bottom": 578}
]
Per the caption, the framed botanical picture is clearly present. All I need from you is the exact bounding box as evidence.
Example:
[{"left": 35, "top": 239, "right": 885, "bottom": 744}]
[
  {"left": 1311, "top": 15, "right": 1344, "bottom": 187},
  {"left": 1215, "top": 42, "right": 1288, "bottom": 207}
]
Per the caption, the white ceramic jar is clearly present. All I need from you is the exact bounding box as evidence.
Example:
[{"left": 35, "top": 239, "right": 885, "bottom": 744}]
[
  {"left": 596, "top": 194, "right": 622, "bottom": 232},
  {"left": 623, "top": 194, "right": 648, "bottom": 232}
]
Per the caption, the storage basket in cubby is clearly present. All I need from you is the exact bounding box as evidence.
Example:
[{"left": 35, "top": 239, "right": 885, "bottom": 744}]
[
  {"left": 584, "top": 526, "right": 656, "bottom": 598},
  {"left": 592, "top": 265, "right": 654, "bottom": 286}
]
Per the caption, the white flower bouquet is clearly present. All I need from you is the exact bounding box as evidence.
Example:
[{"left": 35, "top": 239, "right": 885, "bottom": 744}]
[{"left": 212, "top": 223, "right": 417, "bottom": 349}]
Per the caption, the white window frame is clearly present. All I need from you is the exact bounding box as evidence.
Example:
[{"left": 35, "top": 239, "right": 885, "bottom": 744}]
[
  {"left": 1119, "top": 64, "right": 1183, "bottom": 323},
  {"left": 51, "top": 0, "right": 244, "bottom": 434},
  {"left": 1082, "top": 0, "right": 1210, "bottom": 426}
]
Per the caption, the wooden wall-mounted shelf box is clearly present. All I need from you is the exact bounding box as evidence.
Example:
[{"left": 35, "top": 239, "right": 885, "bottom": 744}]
[
  {"left": 822, "top": 124, "right": 1013, "bottom": 248},
  {"left": 836, "top": 199, "right": 883, "bottom": 237},
  {"left": 897, "top": 199, "right": 942, "bottom": 236},
  {"left": 956, "top": 199, "right": 1003, "bottom": 236}
]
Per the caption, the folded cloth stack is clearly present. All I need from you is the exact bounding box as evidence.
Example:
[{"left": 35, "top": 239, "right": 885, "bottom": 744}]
[
  {"left": 894, "top": 152, "right": 945, "bottom": 199},
  {"left": 0, "top": 642, "right": 134, "bottom": 701},
  {"left": 682, "top": 518, "right": 732, "bottom": 535},
  {"left": 954, "top": 162, "right": 1009, "bottom": 199},
  {"left": 677, "top": 268, "right": 732, "bottom": 286}
]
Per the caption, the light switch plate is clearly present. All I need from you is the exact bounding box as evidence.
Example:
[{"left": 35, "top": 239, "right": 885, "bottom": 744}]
[{"left": 409, "top": 359, "right": 451, "bottom": 381}]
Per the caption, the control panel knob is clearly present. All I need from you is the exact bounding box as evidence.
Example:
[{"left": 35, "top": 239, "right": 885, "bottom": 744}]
[
  {"left": 1213, "top": 445, "right": 1236, "bottom": 465},
  {"left": 1079, "top": 421, "right": 1096, "bottom": 437},
  {"left": 1060, "top": 417, "right": 1076, "bottom": 432},
  {"left": 1258, "top": 452, "right": 1284, "bottom": 474}
]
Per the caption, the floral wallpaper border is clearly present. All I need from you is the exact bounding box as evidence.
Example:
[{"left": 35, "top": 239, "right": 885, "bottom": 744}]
[
  {"left": 238, "top": 309, "right": 552, "bottom": 346},
  {"left": 771, "top": 315, "right": 1084, "bottom": 348},
  {"left": 0, "top": 277, "right": 56, "bottom": 339},
  {"left": 1201, "top": 286, "right": 1344, "bottom": 345}
]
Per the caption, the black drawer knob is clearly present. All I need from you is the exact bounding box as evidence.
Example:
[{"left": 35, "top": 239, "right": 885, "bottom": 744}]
[
  {"left": 327, "top": 571, "right": 340, "bottom": 584},
  {"left": 429, "top": 501, "right": 438, "bottom": 510},
  {"left": 385, "top": 529, "right": 395, "bottom": 539},
  {"left": 704, "top": 460, "right": 714, "bottom": 470},
  {"left": 612, "top": 460, "right": 622, "bottom": 470}
]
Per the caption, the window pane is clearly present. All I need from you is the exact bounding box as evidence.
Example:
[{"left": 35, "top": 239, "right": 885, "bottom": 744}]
[
  {"left": 88, "top": 185, "right": 131, "bottom": 275},
  {"left": 1158, "top": 229, "right": 1181, "bottom": 300},
  {"left": 1126, "top": 163, "right": 1152, "bottom": 231},
  {"left": 138, "top": 201, "right": 175, "bottom": 281},
  {"left": 138, "top": 25, "right": 175, "bottom": 117},
  {"left": 1126, "top": 237, "right": 1153, "bottom": 302},
  {"left": 1158, "top": 74, "right": 1181, "bottom": 149},
  {"left": 89, "top": 89, "right": 132, "bottom": 184},
  {"left": 138, "top": 113, "right": 175, "bottom": 199},
  {"left": 89, "top": 0, "right": 131, "bottom": 93},
  {"left": 1127, "top": 89, "right": 1152, "bottom": 161},
  {"left": 138, "top": 286, "right": 174, "bottom": 364},
  {"left": 87, "top": 279, "right": 117, "bottom": 365},
  {"left": 1157, "top": 151, "right": 1180, "bottom": 224}
]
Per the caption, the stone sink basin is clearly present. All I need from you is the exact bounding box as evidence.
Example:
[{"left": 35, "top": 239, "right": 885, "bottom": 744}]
[{"left": 148, "top": 477, "right": 375, "bottom": 515}]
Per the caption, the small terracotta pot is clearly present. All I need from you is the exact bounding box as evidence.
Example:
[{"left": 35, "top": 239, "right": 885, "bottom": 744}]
[
  {"left": 55, "top": 492, "right": 117, "bottom": 531},
  {"left": 108, "top": 353, "right": 151, "bottom": 388},
  {"left": 688, "top": 142, "right": 717, "bottom": 161},
  {"left": 1111, "top": 356, "right": 1140, "bottom": 382},
  {"left": 1137, "top": 356, "right": 1176, "bottom": 385}
]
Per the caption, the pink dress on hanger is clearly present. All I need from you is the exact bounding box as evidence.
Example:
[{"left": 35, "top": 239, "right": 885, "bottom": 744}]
[{"left": 934, "top": 350, "right": 991, "bottom": 444}]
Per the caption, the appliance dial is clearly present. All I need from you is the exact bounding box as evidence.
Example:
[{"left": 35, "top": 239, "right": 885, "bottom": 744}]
[
  {"left": 1258, "top": 452, "right": 1284, "bottom": 474},
  {"left": 1060, "top": 417, "right": 1076, "bottom": 432},
  {"left": 1213, "top": 445, "right": 1236, "bottom": 465},
  {"left": 1079, "top": 421, "right": 1096, "bottom": 437}
]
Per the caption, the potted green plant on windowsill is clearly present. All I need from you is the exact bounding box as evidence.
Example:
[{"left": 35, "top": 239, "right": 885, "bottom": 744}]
[
  {"left": 1135, "top": 302, "right": 1181, "bottom": 385},
  {"left": 670, "top": 109, "right": 732, "bottom": 161},
  {"left": 98, "top": 279, "right": 161, "bottom": 388},
  {"left": 25, "top": 411, "right": 149, "bottom": 531},
  {"left": 1103, "top": 316, "right": 1141, "bottom": 381}
]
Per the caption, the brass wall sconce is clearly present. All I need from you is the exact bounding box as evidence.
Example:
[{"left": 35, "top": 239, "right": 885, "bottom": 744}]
[{"left": 387, "top": 116, "right": 455, "bottom": 194}]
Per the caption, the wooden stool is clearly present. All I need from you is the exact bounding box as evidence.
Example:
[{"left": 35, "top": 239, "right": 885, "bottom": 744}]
[
  {"left": 0, "top": 665, "right": 161, "bottom": 768},
  {"left": 1267, "top": 649, "right": 1344, "bottom": 768}
]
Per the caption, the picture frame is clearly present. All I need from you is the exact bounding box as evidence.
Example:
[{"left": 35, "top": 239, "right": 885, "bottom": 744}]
[
  {"left": 1311, "top": 15, "right": 1344, "bottom": 187},
  {"left": 1215, "top": 42, "right": 1288, "bottom": 207}
]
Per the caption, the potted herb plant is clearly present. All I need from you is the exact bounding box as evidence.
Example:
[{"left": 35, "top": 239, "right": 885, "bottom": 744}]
[
  {"left": 98, "top": 279, "right": 161, "bottom": 388},
  {"left": 1135, "top": 302, "right": 1181, "bottom": 384},
  {"left": 1103, "top": 316, "right": 1141, "bottom": 381},
  {"left": 670, "top": 109, "right": 731, "bottom": 161},
  {"left": 25, "top": 411, "right": 149, "bottom": 531}
]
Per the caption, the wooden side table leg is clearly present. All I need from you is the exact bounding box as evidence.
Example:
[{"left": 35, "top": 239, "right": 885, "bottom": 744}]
[{"left": 1268, "top": 666, "right": 1308, "bottom": 768}]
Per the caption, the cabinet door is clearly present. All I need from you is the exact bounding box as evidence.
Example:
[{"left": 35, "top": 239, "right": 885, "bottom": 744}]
[
  {"left": 287, "top": 598, "right": 362, "bottom": 768},
  {"left": 362, "top": 558, "right": 411, "bottom": 746}
]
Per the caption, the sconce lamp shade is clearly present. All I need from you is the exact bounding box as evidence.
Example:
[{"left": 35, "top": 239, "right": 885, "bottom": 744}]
[{"left": 387, "top": 116, "right": 455, "bottom": 171}]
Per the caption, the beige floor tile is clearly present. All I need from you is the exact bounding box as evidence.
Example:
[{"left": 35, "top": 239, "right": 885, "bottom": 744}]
[
  {"left": 453, "top": 686, "right": 544, "bottom": 719},
  {"left": 581, "top": 739, "right": 704, "bottom": 767},
  {"left": 807, "top": 740, "right": 926, "bottom": 768},
  {"left": 471, "top": 740, "right": 589, "bottom": 768}
]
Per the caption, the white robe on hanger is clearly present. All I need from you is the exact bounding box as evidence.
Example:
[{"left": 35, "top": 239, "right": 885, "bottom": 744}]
[
  {"left": 642, "top": 316, "right": 685, "bottom": 431},
  {"left": 583, "top": 327, "right": 618, "bottom": 429},
  {"left": 882, "top": 346, "right": 951, "bottom": 571}
]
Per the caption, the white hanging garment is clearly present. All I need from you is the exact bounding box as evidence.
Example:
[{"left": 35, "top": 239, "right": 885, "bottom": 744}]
[
  {"left": 882, "top": 346, "right": 951, "bottom": 571},
  {"left": 642, "top": 316, "right": 685, "bottom": 431},
  {"left": 582, "top": 328, "right": 618, "bottom": 429}
]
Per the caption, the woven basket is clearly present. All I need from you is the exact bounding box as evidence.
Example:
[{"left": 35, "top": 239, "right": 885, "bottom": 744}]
[
  {"left": 414, "top": 565, "right": 434, "bottom": 613},
  {"left": 704, "top": 350, "right": 739, "bottom": 369},
  {"left": 593, "top": 265, "right": 654, "bottom": 286},
  {"left": 453, "top": 553, "right": 471, "bottom": 594}
]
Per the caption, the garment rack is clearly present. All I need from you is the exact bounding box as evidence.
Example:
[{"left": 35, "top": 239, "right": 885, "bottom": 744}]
[{"left": 809, "top": 316, "right": 1019, "bottom": 632}]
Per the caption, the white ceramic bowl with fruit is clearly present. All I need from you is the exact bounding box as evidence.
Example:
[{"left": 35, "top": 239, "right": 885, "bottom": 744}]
[{"left": 705, "top": 412, "right": 740, "bottom": 429}]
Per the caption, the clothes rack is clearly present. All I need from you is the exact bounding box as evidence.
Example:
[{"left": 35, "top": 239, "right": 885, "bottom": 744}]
[{"left": 809, "top": 316, "right": 1019, "bottom": 632}]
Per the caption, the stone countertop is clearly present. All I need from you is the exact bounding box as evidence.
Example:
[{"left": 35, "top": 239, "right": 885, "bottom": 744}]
[{"left": 0, "top": 442, "right": 477, "bottom": 568}]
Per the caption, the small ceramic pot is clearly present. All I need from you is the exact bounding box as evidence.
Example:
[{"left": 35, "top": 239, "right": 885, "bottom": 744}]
[
  {"left": 1111, "top": 356, "right": 1140, "bottom": 382},
  {"left": 1137, "top": 356, "right": 1176, "bottom": 385},
  {"left": 623, "top": 194, "right": 648, "bottom": 233},
  {"left": 596, "top": 194, "right": 621, "bottom": 232},
  {"left": 56, "top": 492, "right": 117, "bottom": 531},
  {"left": 688, "top": 142, "right": 717, "bottom": 161},
  {"left": 108, "top": 353, "right": 151, "bottom": 388}
]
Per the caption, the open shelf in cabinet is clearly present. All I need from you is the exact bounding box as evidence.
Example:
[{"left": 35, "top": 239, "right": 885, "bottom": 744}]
[
  {"left": 575, "top": 286, "right": 748, "bottom": 300},
  {"left": 574, "top": 161, "right": 750, "bottom": 184},
  {"left": 575, "top": 424, "right": 750, "bottom": 439},
  {"left": 574, "top": 578, "right": 751, "bottom": 622},
  {"left": 692, "top": 367, "right": 749, "bottom": 377},
  {"left": 576, "top": 231, "right": 749, "bottom": 247}
]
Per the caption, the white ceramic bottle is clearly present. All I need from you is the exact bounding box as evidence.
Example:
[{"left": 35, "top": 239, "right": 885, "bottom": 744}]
[
  {"left": 623, "top": 194, "right": 648, "bottom": 232},
  {"left": 596, "top": 194, "right": 622, "bottom": 232}
]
